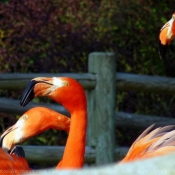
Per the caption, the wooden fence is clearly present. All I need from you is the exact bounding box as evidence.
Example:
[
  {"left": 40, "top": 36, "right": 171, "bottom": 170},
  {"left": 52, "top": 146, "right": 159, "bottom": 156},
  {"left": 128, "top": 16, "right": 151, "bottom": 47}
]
[{"left": 1, "top": 52, "right": 175, "bottom": 166}]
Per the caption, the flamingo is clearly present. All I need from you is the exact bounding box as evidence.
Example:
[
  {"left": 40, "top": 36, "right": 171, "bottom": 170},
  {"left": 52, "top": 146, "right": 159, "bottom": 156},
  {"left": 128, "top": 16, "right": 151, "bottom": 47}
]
[
  {"left": 20, "top": 77, "right": 87, "bottom": 169},
  {"left": 158, "top": 12, "right": 175, "bottom": 59},
  {"left": 18, "top": 76, "right": 175, "bottom": 166},
  {"left": 0, "top": 106, "right": 70, "bottom": 174}
]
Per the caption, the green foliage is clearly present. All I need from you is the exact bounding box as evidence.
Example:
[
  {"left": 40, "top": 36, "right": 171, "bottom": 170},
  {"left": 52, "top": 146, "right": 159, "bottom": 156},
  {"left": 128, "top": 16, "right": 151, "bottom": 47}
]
[
  {"left": 0, "top": 0, "right": 173, "bottom": 74},
  {"left": 0, "top": 0, "right": 8, "bottom": 3}
]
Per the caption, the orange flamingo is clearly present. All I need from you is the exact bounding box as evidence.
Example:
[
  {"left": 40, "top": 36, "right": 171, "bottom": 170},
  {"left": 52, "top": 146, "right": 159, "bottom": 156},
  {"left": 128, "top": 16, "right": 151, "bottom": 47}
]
[
  {"left": 158, "top": 12, "right": 175, "bottom": 59},
  {"left": 20, "top": 77, "right": 87, "bottom": 169},
  {"left": 18, "top": 76, "right": 175, "bottom": 166},
  {"left": 0, "top": 106, "right": 70, "bottom": 174}
]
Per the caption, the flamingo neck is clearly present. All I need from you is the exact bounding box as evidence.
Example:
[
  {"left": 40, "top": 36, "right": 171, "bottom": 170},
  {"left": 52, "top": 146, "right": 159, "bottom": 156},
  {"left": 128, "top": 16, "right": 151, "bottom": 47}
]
[
  {"left": 48, "top": 112, "right": 70, "bottom": 133},
  {"left": 172, "top": 21, "right": 175, "bottom": 36},
  {"left": 56, "top": 109, "right": 87, "bottom": 169},
  {"left": 23, "top": 112, "right": 70, "bottom": 141},
  {"left": 30, "top": 113, "right": 68, "bottom": 136}
]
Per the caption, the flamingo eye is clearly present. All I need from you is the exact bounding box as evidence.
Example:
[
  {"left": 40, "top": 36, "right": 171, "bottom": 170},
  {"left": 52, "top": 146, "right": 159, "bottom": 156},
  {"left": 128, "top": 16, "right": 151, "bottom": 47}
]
[
  {"left": 22, "top": 115, "right": 28, "bottom": 120},
  {"left": 62, "top": 81, "right": 69, "bottom": 86}
]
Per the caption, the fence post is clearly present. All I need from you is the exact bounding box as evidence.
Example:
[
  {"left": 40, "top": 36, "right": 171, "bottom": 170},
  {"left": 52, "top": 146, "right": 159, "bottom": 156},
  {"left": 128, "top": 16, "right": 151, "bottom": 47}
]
[{"left": 87, "top": 52, "right": 116, "bottom": 165}]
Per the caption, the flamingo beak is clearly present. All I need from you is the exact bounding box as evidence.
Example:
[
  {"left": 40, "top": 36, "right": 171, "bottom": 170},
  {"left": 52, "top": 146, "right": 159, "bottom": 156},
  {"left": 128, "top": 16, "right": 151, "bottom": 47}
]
[
  {"left": 20, "top": 80, "right": 37, "bottom": 107},
  {"left": 0, "top": 125, "right": 18, "bottom": 153},
  {"left": 0, "top": 125, "right": 26, "bottom": 158},
  {"left": 10, "top": 145, "right": 25, "bottom": 158},
  {"left": 20, "top": 78, "right": 53, "bottom": 107}
]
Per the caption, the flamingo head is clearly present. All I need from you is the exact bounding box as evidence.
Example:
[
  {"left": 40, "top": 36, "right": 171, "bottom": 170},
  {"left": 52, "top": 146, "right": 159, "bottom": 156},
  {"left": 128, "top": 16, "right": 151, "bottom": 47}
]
[
  {"left": 20, "top": 77, "right": 87, "bottom": 113},
  {"left": 0, "top": 107, "right": 70, "bottom": 153}
]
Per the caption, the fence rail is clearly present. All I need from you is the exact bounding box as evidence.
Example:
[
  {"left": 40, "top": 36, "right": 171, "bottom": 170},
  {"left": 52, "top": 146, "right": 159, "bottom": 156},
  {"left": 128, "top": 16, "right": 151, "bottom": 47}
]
[
  {"left": 0, "top": 73, "right": 96, "bottom": 90},
  {"left": 22, "top": 145, "right": 128, "bottom": 164},
  {"left": 1, "top": 72, "right": 175, "bottom": 93},
  {"left": 1, "top": 52, "right": 175, "bottom": 166},
  {"left": 1, "top": 98, "right": 175, "bottom": 129}
]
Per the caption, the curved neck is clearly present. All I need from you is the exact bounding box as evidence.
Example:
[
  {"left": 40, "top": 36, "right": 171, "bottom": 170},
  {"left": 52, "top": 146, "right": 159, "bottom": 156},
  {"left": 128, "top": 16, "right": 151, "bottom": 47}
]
[
  {"left": 56, "top": 109, "right": 87, "bottom": 169},
  {"left": 28, "top": 111, "right": 70, "bottom": 137}
]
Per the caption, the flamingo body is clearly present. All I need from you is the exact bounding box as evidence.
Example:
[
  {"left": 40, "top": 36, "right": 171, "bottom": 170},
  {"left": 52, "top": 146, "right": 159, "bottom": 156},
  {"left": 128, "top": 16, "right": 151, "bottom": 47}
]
[
  {"left": 120, "top": 124, "right": 175, "bottom": 163},
  {"left": 0, "top": 148, "right": 30, "bottom": 175}
]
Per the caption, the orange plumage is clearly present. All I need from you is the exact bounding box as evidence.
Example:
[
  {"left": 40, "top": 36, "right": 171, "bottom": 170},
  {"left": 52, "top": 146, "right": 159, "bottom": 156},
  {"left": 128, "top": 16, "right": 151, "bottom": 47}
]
[
  {"left": 120, "top": 124, "right": 175, "bottom": 163},
  {"left": 0, "top": 148, "right": 30, "bottom": 175}
]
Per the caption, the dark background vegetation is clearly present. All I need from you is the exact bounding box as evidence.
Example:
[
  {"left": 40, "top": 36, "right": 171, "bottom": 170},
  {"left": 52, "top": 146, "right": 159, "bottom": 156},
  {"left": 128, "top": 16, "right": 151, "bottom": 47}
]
[{"left": 0, "top": 0, "right": 175, "bottom": 168}]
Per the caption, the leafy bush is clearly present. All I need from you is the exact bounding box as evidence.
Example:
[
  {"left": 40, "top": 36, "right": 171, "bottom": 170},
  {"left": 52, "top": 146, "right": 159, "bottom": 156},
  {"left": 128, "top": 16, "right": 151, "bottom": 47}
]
[{"left": 0, "top": 0, "right": 174, "bottom": 74}]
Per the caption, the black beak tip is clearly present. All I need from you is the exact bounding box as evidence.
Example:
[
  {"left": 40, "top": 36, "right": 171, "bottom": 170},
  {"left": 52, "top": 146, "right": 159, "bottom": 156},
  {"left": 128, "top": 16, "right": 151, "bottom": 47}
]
[
  {"left": 10, "top": 145, "right": 25, "bottom": 158},
  {"left": 0, "top": 136, "right": 4, "bottom": 148},
  {"left": 20, "top": 80, "right": 37, "bottom": 107}
]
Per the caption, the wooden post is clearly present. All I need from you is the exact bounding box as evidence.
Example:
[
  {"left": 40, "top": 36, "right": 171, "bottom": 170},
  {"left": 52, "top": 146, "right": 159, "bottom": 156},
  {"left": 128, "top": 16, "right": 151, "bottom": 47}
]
[{"left": 87, "top": 52, "right": 116, "bottom": 165}]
